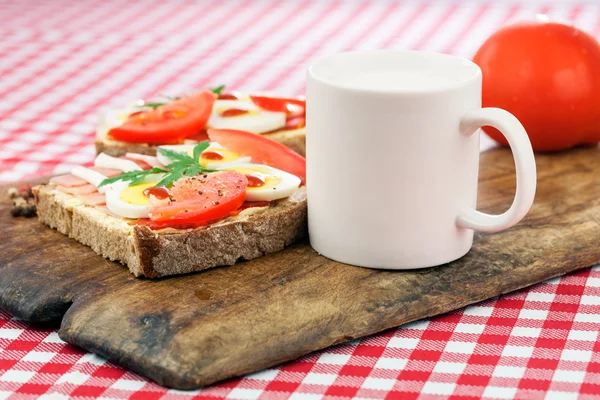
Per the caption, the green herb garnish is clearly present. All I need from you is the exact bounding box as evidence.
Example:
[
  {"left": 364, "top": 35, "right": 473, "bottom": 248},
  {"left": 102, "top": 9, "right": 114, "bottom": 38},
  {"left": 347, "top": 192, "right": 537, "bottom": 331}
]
[
  {"left": 142, "top": 94, "right": 180, "bottom": 109},
  {"left": 98, "top": 141, "right": 214, "bottom": 189},
  {"left": 98, "top": 167, "right": 168, "bottom": 187},
  {"left": 211, "top": 85, "right": 225, "bottom": 95},
  {"left": 193, "top": 140, "right": 209, "bottom": 161},
  {"left": 155, "top": 141, "right": 213, "bottom": 187},
  {"left": 144, "top": 102, "right": 168, "bottom": 109}
]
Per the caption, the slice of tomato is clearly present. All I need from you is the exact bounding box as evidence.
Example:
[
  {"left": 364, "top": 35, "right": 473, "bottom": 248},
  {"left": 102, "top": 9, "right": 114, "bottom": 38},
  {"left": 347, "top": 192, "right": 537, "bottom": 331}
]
[
  {"left": 108, "top": 91, "right": 215, "bottom": 144},
  {"left": 207, "top": 129, "right": 306, "bottom": 185},
  {"left": 149, "top": 171, "right": 248, "bottom": 227},
  {"left": 250, "top": 95, "right": 305, "bottom": 116},
  {"left": 187, "top": 130, "right": 210, "bottom": 142},
  {"left": 133, "top": 200, "right": 268, "bottom": 230}
]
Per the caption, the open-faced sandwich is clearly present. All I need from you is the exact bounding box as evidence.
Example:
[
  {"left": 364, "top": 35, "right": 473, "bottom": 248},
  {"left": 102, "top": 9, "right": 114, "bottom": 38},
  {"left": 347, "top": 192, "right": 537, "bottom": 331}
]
[
  {"left": 34, "top": 129, "right": 307, "bottom": 278},
  {"left": 96, "top": 86, "right": 306, "bottom": 158}
]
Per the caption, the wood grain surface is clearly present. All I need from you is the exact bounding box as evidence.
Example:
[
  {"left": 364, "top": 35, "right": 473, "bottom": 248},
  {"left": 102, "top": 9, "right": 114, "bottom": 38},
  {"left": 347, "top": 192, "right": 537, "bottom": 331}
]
[{"left": 1, "top": 147, "right": 600, "bottom": 389}]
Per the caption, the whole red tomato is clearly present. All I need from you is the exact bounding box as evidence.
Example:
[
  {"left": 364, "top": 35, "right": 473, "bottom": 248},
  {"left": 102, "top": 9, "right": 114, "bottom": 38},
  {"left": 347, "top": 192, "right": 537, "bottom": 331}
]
[{"left": 473, "top": 21, "right": 600, "bottom": 151}]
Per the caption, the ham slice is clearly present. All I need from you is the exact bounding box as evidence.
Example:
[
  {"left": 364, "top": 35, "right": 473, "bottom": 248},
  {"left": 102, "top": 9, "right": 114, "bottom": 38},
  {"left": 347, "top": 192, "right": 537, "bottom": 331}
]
[
  {"left": 89, "top": 166, "right": 122, "bottom": 178},
  {"left": 56, "top": 184, "right": 98, "bottom": 195},
  {"left": 50, "top": 167, "right": 120, "bottom": 188},
  {"left": 124, "top": 153, "right": 161, "bottom": 169},
  {"left": 50, "top": 174, "right": 87, "bottom": 187},
  {"left": 123, "top": 157, "right": 153, "bottom": 171},
  {"left": 80, "top": 193, "right": 106, "bottom": 206}
]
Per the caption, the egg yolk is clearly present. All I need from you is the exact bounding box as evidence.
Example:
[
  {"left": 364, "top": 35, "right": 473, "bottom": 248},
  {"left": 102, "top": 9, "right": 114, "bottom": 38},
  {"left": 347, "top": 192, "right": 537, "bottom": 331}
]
[
  {"left": 215, "top": 107, "right": 259, "bottom": 118},
  {"left": 227, "top": 167, "right": 281, "bottom": 190},
  {"left": 197, "top": 147, "right": 242, "bottom": 167},
  {"left": 119, "top": 182, "right": 156, "bottom": 206}
]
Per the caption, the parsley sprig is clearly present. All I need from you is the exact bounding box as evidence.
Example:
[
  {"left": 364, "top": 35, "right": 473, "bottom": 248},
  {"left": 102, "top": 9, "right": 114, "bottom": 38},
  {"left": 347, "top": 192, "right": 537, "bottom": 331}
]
[
  {"left": 211, "top": 84, "right": 225, "bottom": 95},
  {"left": 98, "top": 167, "right": 168, "bottom": 188},
  {"left": 98, "top": 141, "right": 214, "bottom": 188},
  {"left": 144, "top": 102, "right": 168, "bottom": 109},
  {"left": 155, "top": 141, "right": 214, "bottom": 187}
]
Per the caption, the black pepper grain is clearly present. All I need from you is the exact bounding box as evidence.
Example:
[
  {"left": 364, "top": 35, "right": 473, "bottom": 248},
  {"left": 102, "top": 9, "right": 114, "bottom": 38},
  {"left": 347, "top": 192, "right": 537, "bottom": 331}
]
[
  {"left": 22, "top": 206, "right": 36, "bottom": 217},
  {"left": 9, "top": 185, "right": 36, "bottom": 218}
]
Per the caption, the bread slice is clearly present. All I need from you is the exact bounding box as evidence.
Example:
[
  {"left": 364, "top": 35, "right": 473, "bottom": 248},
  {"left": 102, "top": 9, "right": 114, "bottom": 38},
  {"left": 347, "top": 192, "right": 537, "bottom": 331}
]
[
  {"left": 95, "top": 127, "right": 306, "bottom": 158},
  {"left": 33, "top": 184, "right": 307, "bottom": 278}
]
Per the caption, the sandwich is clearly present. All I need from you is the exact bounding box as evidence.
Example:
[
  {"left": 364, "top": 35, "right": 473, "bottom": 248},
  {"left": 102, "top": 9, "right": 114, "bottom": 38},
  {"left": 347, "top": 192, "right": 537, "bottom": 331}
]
[
  {"left": 34, "top": 129, "right": 307, "bottom": 278},
  {"left": 95, "top": 86, "right": 306, "bottom": 158}
]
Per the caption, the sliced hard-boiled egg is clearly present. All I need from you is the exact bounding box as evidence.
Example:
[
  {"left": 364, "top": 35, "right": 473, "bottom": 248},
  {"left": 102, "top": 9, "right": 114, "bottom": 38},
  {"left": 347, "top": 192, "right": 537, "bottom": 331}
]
[
  {"left": 105, "top": 171, "right": 165, "bottom": 219},
  {"left": 225, "top": 163, "right": 301, "bottom": 201},
  {"left": 207, "top": 99, "right": 286, "bottom": 134},
  {"left": 106, "top": 182, "right": 154, "bottom": 219},
  {"left": 96, "top": 101, "right": 149, "bottom": 142},
  {"left": 156, "top": 142, "right": 251, "bottom": 169},
  {"left": 103, "top": 165, "right": 166, "bottom": 218},
  {"left": 95, "top": 153, "right": 141, "bottom": 172}
]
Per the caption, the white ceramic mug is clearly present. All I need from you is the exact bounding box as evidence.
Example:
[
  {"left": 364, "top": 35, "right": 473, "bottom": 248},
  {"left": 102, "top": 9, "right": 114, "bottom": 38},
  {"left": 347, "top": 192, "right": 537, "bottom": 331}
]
[{"left": 306, "top": 50, "right": 536, "bottom": 269}]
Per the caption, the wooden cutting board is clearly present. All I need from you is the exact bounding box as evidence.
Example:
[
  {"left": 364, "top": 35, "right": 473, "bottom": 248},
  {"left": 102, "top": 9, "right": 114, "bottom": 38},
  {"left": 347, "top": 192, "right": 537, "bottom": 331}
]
[{"left": 1, "top": 147, "right": 600, "bottom": 389}]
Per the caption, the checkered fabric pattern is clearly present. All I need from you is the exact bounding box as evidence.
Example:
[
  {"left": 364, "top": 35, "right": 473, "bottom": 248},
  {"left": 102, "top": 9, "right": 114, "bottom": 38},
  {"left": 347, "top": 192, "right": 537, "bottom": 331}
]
[{"left": 1, "top": 0, "right": 600, "bottom": 399}]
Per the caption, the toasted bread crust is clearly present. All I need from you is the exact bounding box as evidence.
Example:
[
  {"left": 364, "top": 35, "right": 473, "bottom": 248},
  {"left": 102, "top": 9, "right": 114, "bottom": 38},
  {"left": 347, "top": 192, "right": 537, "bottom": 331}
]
[
  {"left": 95, "top": 128, "right": 306, "bottom": 157},
  {"left": 33, "top": 185, "right": 307, "bottom": 278},
  {"left": 95, "top": 140, "right": 157, "bottom": 157}
]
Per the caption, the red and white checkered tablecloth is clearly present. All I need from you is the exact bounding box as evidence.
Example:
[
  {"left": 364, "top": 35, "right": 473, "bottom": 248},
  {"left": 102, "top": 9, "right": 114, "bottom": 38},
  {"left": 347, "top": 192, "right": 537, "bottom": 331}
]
[{"left": 1, "top": 0, "right": 600, "bottom": 399}]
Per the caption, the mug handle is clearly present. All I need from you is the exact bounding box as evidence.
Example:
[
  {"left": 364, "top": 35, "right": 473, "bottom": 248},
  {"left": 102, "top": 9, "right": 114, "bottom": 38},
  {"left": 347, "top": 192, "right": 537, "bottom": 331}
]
[{"left": 457, "top": 108, "right": 537, "bottom": 233}]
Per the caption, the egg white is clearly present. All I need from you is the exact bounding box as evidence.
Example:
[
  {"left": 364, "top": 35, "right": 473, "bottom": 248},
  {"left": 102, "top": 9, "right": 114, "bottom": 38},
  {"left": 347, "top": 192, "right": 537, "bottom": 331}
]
[
  {"left": 106, "top": 182, "right": 150, "bottom": 219},
  {"left": 225, "top": 163, "right": 301, "bottom": 201},
  {"left": 105, "top": 173, "right": 164, "bottom": 219},
  {"left": 207, "top": 99, "right": 286, "bottom": 134}
]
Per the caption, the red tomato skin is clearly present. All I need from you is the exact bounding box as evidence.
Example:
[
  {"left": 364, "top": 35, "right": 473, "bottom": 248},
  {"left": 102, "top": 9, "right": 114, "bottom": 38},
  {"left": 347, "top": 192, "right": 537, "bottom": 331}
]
[
  {"left": 108, "top": 91, "right": 215, "bottom": 144},
  {"left": 473, "top": 22, "right": 600, "bottom": 151},
  {"left": 207, "top": 129, "right": 306, "bottom": 185},
  {"left": 250, "top": 95, "right": 306, "bottom": 116},
  {"left": 149, "top": 171, "right": 248, "bottom": 226},
  {"left": 133, "top": 200, "right": 269, "bottom": 230}
]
